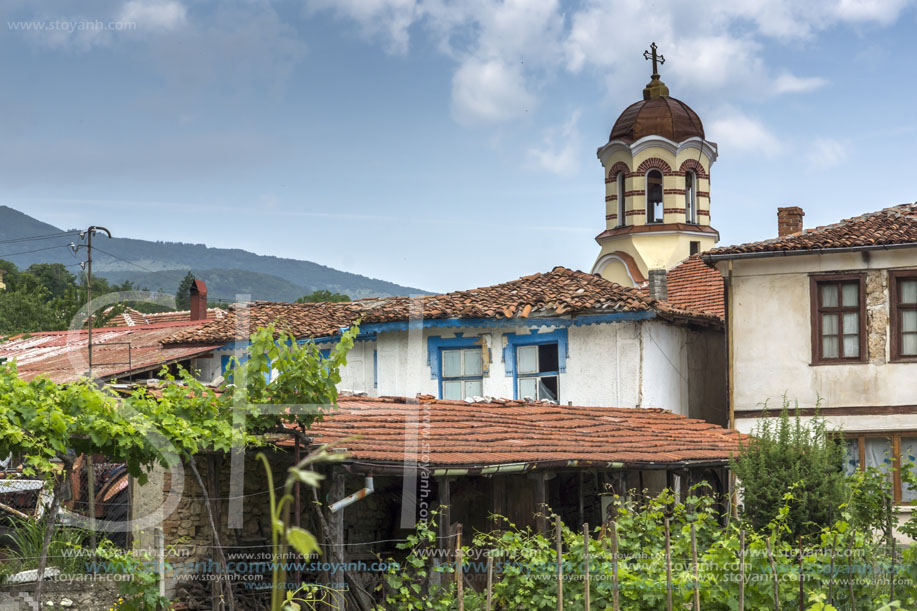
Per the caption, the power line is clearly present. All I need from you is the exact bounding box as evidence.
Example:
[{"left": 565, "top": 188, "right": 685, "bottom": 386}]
[
  {"left": 91, "top": 246, "right": 156, "bottom": 273},
  {"left": 0, "top": 230, "right": 80, "bottom": 246},
  {"left": 0, "top": 244, "right": 73, "bottom": 259}
]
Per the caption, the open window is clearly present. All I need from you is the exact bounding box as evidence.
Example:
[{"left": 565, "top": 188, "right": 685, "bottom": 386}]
[
  {"left": 646, "top": 169, "right": 663, "bottom": 224},
  {"left": 516, "top": 343, "right": 559, "bottom": 402},
  {"left": 685, "top": 171, "right": 697, "bottom": 224},
  {"left": 441, "top": 347, "right": 483, "bottom": 400},
  {"left": 616, "top": 172, "right": 626, "bottom": 227}
]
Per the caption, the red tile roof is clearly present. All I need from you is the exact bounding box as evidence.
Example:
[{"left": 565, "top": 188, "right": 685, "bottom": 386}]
[
  {"left": 164, "top": 267, "right": 720, "bottom": 345},
  {"left": 665, "top": 255, "right": 725, "bottom": 319},
  {"left": 102, "top": 307, "right": 225, "bottom": 327},
  {"left": 706, "top": 202, "right": 917, "bottom": 257},
  {"left": 287, "top": 395, "right": 742, "bottom": 469},
  {"left": 0, "top": 321, "right": 221, "bottom": 384}
]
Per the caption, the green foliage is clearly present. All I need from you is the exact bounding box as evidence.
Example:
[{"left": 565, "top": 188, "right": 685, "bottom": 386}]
[
  {"left": 1, "top": 518, "right": 88, "bottom": 577},
  {"left": 175, "top": 271, "right": 195, "bottom": 310},
  {"left": 377, "top": 489, "right": 917, "bottom": 611},
  {"left": 92, "top": 539, "right": 169, "bottom": 610},
  {"left": 730, "top": 398, "right": 847, "bottom": 538},
  {"left": 295, "top": 290, "right": 350, "bottom": 304}
]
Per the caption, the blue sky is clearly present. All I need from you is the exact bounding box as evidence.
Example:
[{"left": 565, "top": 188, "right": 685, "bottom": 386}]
[{"left": 2, "top": 0, "right": 917, "bottom": 293}]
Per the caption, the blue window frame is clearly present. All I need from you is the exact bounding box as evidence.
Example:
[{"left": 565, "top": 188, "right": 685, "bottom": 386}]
[
  {"left": 427, "top": 334, "right": 486, "bottom": 400},
  {"left": 503, "top": 329, "right": 568, "bottom": 401}
]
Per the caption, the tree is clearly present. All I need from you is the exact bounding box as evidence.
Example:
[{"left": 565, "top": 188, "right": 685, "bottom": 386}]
[
  {"left": 175, "top": 271, "right": 195, "bottom": 310},
  {"left": 26, "top": 263, "right": 76, "bottom": 299},
  {"left": 295, "top": 289, "right": 350, "bottom": 303},
  {"left": 730, "top": 398, "right": 847, "bottom": 538}
]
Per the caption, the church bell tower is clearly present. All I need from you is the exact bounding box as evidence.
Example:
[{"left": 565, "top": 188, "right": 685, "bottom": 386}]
[{"left": 592, "top": 43, "right": 719, "bottom": 288}]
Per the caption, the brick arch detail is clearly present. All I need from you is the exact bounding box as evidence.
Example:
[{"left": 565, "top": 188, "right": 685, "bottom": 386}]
[
  {"left": 679, "top": 158, "right": 709, "bottom": 179},
  {"left": 636, "top": 157, "right": 673, "bottom": 175},
  {"left": 607, "top": 161, "right": 631, "bottom": 179}
]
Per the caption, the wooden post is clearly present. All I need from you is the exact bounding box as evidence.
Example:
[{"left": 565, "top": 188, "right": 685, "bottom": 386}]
[
  {"left": 610, "top": 518, "right": 620, "bottom": 611},
  {"left": 738, "top": 530, "right": 745, "bottom": 611},
  {"left": 664, "top": 517, "right": 673, "bottom": 611},
  {"left": 555, "top": 515, "right": 563, "bottom": 611},
  {"left": 328, "top": 468, "right": 346, "bottom": 611},
  {"left": 583, "top": 523, "right": 590, "bottom": 611},
  {"left": 690, "top": 523, "right": 700, "bottom": 611},
  {"left": 456, "top": 523, "right": 464, "bottom": 611},
  {"left": 767, "top": 536, "right": 780, "bottom": 611},
  {"left": 485, "top": 552, "right": 493, "bottom": 611},
  {"left": 827, "top": 533, "right": 837, "bottom": 606},
  {"left": 797, "top": 537, "right": 804, "bottom": 611},
  {"left": 846, "top": 535, "right": 856, "bottom": 611},
  {"left": 86, "top": 455, "right": 96, "bottom": 556},
  {"left": 890, "top": 535, "right": 896, "bottom": 602},
  {"left": 535, "top": 472, "right": 547, "bottom": 535}
]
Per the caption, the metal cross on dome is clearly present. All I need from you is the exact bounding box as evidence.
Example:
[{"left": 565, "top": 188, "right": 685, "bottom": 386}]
[{"left": 643, "top": 42, "right": 665, "bottom": 76}]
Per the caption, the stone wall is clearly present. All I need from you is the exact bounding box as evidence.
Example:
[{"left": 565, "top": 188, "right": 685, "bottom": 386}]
[{"left": 0, "top": 580, "right": 120, "bottom": 611}]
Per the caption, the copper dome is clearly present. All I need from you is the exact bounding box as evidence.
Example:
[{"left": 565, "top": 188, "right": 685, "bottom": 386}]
[{"left": 609, "top": 97, "right": 704, "bottom": 144}]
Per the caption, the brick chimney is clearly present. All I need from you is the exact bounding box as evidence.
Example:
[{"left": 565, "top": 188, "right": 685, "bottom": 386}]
[
  {"left": 777, "top": 206, "right": 805, "bottom": 237},
  {"left": 648, "top": 268, "right": 668, "bottom": 301},
  {"left": 190, "top": 279, "right": 208, "bottom": 321}
]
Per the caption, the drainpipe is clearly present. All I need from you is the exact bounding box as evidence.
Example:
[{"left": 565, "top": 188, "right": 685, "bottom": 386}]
[
  {"left": 726, "top": 260, "right": 735, "bottom": 430},
  {"left": 329, "top": 476, "right": 374, "bottom": 513}
]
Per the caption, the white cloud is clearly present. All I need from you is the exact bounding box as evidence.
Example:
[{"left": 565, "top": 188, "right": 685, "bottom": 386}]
[
  {"left": 526, "top": 110, "right": 582, "bottom": 176},
  {"left": 119, "top": 0, "right": 187, "bottom": 31},
  {"left": 773, "top": 72, "right": 829, "bottom": 94},
  {"left": 708, "top": 108, "right": 781, "bottom": 157},
  {"left": 834, "top": 0, "right": 913, "bottom": 24},
  {"left": 451, "top": 58, "right": 536, "bottom": 125},
  {"left": 305, "top": 0, "right": 418, "bottom": 54},
  {"left": 807, "top": 138, "right": 848, "bottom": 168}
]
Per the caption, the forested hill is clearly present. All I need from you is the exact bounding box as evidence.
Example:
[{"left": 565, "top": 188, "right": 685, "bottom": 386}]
[{"left": 0, "top": 206, "right": 427, "bottom": 300}]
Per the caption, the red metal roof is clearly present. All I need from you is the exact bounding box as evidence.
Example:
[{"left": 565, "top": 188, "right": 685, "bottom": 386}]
[
  {"left": 288, "top": 395, "right": 742, "bottom": 469},
  {"left": 0, "top": 321, "right": 221, "bottom": 384},
  {"left": 102, "top": 307, "right": 225, "bottom": 327}
]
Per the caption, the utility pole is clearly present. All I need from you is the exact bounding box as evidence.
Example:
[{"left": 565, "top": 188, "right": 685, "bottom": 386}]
[{"left": 81, "top": 226, "right": 111, "bottom": 377}]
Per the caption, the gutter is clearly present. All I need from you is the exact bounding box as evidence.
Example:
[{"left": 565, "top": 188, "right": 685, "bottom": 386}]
[
  {"left": 703, "top": 242, "right": 917, "bottom": 264},
  {"left": 328, "top": 476, "right": 374, "bottom": 513},
  {"left": 337, "top": 458, "right": 730, "bottom": 476}
]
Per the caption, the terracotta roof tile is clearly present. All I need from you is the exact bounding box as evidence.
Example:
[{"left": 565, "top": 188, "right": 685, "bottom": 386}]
[
  {"left": 665, "top": 255, "right": 725, "bottom": 319},
  {"left": 284, "top": 395, "right": 742, "bottom": 468},
  {"left": 707, "top": 202, "right": 917, "bottom": 257},
  {"left": 164, "top": 267, "right": 720, "bottom": 345}
]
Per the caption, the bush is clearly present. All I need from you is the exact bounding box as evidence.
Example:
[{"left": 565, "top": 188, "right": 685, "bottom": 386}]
[{"left": 730, "top": 398, "right": 847, "bottom": 538}]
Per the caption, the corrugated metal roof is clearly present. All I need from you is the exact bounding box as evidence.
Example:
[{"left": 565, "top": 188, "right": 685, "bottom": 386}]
[{"left": 0, "top": 321, "right": 222, "bottom": 383}]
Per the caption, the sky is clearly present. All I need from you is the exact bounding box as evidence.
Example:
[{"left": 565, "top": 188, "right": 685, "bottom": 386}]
[{"left": 2, "top": 0, "right": 917, "bottom": 293}]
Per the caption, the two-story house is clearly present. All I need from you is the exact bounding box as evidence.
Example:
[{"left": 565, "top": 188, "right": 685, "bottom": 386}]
[{"left": 705, "top": 203, "right": 917, "bottom": 505}]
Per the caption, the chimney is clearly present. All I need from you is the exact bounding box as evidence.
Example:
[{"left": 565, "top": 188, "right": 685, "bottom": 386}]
[
  {"left": 777, "top": 206, "right": 805, "bottom": 237},
  {"left": 648, "top": 268, "right": 668, "bottom": 301},
  {"left": 190, "top": 279, "right": 208, "bottom": 321}
]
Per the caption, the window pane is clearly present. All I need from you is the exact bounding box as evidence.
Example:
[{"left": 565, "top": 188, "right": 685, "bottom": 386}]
[
  {"left": 843, "top": 335, "right": 859, "bottom": 358},
  {"left": 842, "top": 312, "right": 858, "bottom": 334},
  {"left": 443, "top": 380, "right": 462, "bottom": 401},
  {"left": 841, "top": 283, "right": 858, "bottom": 307},
  {"left": 538, "top": 377, "right": 558, "bottom": 402},
  {"left": 443, "top": 350, "right": 462, "bottom": 377},
  {"left": 903, "top": 310, "right": 917, "bottom": 333},
  {"left": 844, "top": 439, "right": 859, "bottom": 476},
  {"left": 821, "top": 284, "right": 838, "bottom": 307},
  {"left": 901, "top": 437, "right": 917, "bottom": 503},
  {"left": 464, "top": 380, "right": 482, "bottom": 398},
  {"left": 518, "top": 378, "right": 537, "bottom": 400},
  {"left": 822, "top": 336, "right": 839, "bottom": 359},
  {"left": 822, "top": 313, "right": 838, "bottom": 335},
  {"left": 864, "top": 437, "right": 893, "bottom": 472},
  {"left": 517, "top": 345, "right": 538, "bottom": 374},
  {"left": 901, "top": 279, "right": 917, "bottom": 304},
  {"left": 903, "top": 332, "right": 917, "bottom": 356},
  {"left": 463, "top": 348, "right": 482, "bottom": 376}
]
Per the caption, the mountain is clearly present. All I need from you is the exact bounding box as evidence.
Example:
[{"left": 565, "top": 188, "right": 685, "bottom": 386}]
[{"left": 0, "top": 206, "right": 428, "bottom": 300}]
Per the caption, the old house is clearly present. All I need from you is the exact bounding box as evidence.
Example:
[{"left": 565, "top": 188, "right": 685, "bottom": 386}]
[
  {"left": 705, "top": 203, "right": 917, "bottom": 506},
  {"left": 164, "top": 267, "right": 726, "bottom": 424}
]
